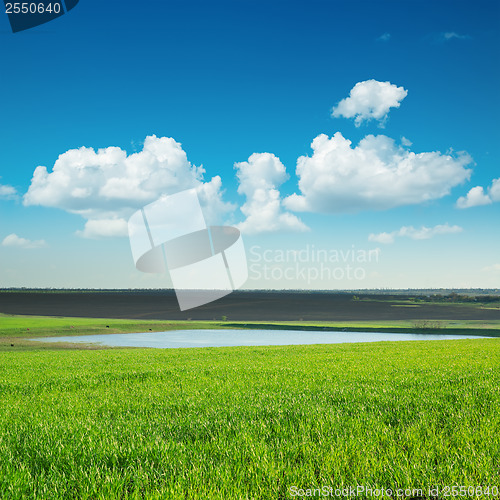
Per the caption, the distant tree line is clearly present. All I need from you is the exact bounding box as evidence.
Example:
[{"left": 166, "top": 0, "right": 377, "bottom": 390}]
[{"left": 414, "top": 292, "right": 500, "bottom": 303}]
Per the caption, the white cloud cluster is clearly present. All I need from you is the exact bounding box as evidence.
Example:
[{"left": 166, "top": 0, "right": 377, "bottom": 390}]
[
  {"left": 0, "top": 184, "right": 17, "bottom": 199},
  {"left": 23, "top": 136, "right": 234, "bottom": 238},
  {"left": 368, "top": 223, "right": 463, "bottom": 244},
  {"left": 235, "top": 153, "right": 308, "bottom": 235},
  {"left": 18, "top": 79, "right": 480, "bottom": 238},
  {"left": 284, "top": 133, "right": 472, "bottom": 213},
  {"left": 331, "top": 80, "right": 408, "bottom": 126},
  {"left": 2, "top": 233, "right": 46, "bottom": 249},
  {"left": 456, "top": 178, "right": 500, "bottom": 208}
]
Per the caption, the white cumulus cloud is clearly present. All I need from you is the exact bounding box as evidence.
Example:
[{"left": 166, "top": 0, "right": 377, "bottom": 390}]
[
  {"left": 235, "top": 153, "right": 308, "bottom": 235},
  {"left": 490, "top": 178, "right": 500, "bottom": 201},
  {"left": 331, "top": 80, "right": 408, "bottom": 126},
  {"left": 283, "top": 133, "right": 472, "bottom": 213},
  {"left": 369, "top": 224, "right": 463, "bottom": 244},
  {"left": 2, "top": 233, "right": 46, "bottom": 249},
  {"left": 196, "top": 175, "right": 236, "bottom": 226},
  {"left": 456, "top": 178, "right": 500, "bottom": 208},
  {"left": 23, "top": 136, "right": 234, "bottom": 238},
  {"left": 456, "top": 186, "right": 492, "bottom": 209}
]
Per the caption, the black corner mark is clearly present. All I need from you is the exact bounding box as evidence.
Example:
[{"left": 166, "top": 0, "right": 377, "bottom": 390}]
[{"left": 4, "top": 0, "right": 80, "bottom": 33}]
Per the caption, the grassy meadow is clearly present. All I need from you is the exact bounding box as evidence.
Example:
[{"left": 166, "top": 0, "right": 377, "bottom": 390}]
[{"left": 0, "top": 314, "right": 499, "bottom": 498}]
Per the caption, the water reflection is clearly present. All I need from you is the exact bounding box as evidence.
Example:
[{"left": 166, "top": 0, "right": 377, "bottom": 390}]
[{"left": 32, "top": 329, "right": 489, "bottom": 349}]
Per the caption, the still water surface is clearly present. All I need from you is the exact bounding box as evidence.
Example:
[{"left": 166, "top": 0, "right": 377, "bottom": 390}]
[{"left": 33, "top": 329, "right": 489, "bottom": 349}]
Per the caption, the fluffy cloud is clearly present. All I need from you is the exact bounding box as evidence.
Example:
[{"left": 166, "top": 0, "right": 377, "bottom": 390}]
[
  {"left": 24, "top": 136, "right": 234, "bottom": 237},
  {"left": 456, "top": 186, "right": 492, "bottom": 209},
  {"left": 0, "top": 184, "right": 17, "bottom": 199},
  {"left": 490, "top": 178, "right": 500, "bottom": 200},
  {"left": 369, "top": 224, "right": 463, "bottom": 244},
  {"left": 456, "top": 178, "right": 500, "bottom": 208},
  {"left": 331, "top": 80, "right": 408, "bottom": 126},
  {"left": 196, "top": 175, "right": 236, "bottom": 226},
  {"left": 235, "top": 153, "right": 308, "bottom": 235},
  {"left": 2, "top": 233, "right": 46, "bottom": 249},
  {"left": 284, "top": 133, "right": 472, "bottom": 213}
]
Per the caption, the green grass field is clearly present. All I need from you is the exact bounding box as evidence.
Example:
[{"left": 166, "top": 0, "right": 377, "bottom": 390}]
[{"left": 0, "top": 315, "right": 499, "bottom": 498}]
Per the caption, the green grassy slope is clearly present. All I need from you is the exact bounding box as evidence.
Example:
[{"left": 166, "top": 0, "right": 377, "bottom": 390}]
[{"left": 0, "top": 339, "right": 499, "bottom": 498}]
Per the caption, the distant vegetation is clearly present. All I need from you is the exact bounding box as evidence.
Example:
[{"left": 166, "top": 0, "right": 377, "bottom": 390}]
[
  {"left": 411, "top": 292, "right": 500, "bottom": 304},
  {"left": 353, "top": 292, "right": 500, "bottom": 306},
  {"left": 410, "top": 320, "right": 442, "bottom": 329}
]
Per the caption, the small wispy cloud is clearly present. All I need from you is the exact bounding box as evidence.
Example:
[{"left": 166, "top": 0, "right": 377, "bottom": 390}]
[
  {"left": 401, "top": 136, "right": 412, "bottom": 147},
  {"left": 1, "top": 233, "right": 47, "bottom": 249},
  {"left": 368, "top": 231, "right": 396, "bottom": 244},
  {"left": 482, "top": 263, "right": 500, "bottom": 273},
  {"left": 0, "top": 183, "right": 17, "bottom": 200},
  {"left": 368, "top": 223, "right": 463, "bottom": 244},
  {"left": 377, "top": 33, "right": 391, "bottom": 42},
  {"left": 441, "top": 32, "right": 471, "bottom": 41},
  {"left": 76, "top": 218, "right": 129, "bottom": 239}
]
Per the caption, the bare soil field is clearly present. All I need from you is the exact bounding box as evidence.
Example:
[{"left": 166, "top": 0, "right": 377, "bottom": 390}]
[{"left": 1, "top": 290, "right": 500, "bottom": 322}]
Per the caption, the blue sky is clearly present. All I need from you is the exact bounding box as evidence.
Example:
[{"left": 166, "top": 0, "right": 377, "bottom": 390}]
[{"left": 0, "top": 0, "right": 499, "bottom": 289}]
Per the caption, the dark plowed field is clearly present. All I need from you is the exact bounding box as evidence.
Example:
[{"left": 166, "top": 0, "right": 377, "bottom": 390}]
[{"left": 1, "top": 291, "right": 500, "bottom": 321}]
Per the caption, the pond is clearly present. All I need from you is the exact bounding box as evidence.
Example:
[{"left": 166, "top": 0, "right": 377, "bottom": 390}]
[{"left": 31, "top": 329, "right": 490, "bottom": 349}]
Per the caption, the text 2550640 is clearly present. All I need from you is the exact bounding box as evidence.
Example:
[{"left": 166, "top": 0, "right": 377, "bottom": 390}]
[{"left": 5, "top": 3, "right": 61, "bottom": 14}]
